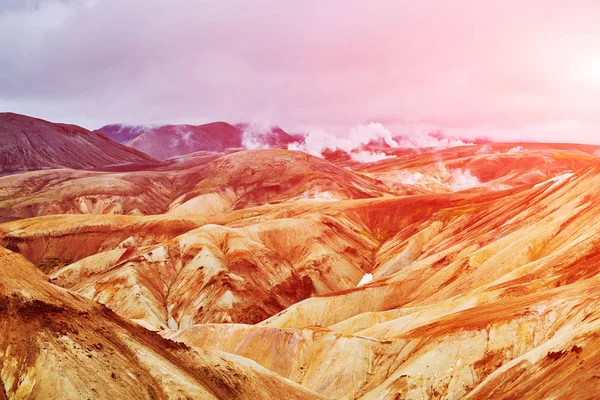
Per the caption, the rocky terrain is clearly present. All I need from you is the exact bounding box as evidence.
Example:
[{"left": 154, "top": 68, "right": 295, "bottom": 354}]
[{"left": 2, "top": 115, "right": 600, "bottom": 399}]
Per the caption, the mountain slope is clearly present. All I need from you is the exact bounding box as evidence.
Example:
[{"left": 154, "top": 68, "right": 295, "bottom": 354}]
[
  {"left": 0, "top": 149, "right": 406, "bottom": 222},
  {"left": 5, "top": 135, "right": 600, "bottom": 398},
  {"left": 125, "top": 122, "right": 243, "bottom": 160},
  {"left": 0, "top": 245, "right": 323, "bottom": 399},
  {"left": 351, "top": 142, "right": 600, "bottom": 192},
  {"left": 0, "top": 113, "right": 159, "bottom": 174},
  {"left": 96, "top": 122, "right": 299, "bottom": 153},
  {"left": 94, "top": 124, "right": 148, "bottom": 143}
]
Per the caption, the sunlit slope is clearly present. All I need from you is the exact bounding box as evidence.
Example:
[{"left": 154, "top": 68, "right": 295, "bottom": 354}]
[
  {"left": 0, "top": 169, "right": 175, "bottom": 222},
  {"left": 353, "top": 142, "right": 600, "bottom": 192},
  {"left": 0, "top": 246, "right": 323, "bottom": 399},
  {"left": 3, "top": 144, "right": 600, "bottom": 398},
  {"left": 3, "top": 145, "right": 596, "bottom": 221},
  {"left": 0, "top": 149, "right": 405, "bottom": 221},
  {"left": 163, "top": 164, "right": 600, "bottom": 399},
  {"left": 44, "top": 214, "right": 376, "bottom": 328},
  {"left": 0, "top": 184, "right": 514, "bottom": 329}
]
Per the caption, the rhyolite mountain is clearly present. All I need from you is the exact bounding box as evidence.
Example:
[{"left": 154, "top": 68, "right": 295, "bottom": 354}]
[
  {"left": 92, "top": 123, "right": 150, "bottom": 143},
  {"left": 4, "top": 114, "right": 600, "bottom": 399},
  {"left": 0, "top": 113, "right": 159, "bottom": 174},
  {"left": 95, "top": 122, "right": 299, "bottom": 160}
]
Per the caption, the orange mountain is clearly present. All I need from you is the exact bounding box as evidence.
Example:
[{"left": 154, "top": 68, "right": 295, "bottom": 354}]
[{"left": 2, "top": 122, "right": 600, "bottom": 399}]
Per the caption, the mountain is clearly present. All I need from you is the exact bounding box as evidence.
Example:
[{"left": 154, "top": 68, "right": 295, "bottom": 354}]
[
  {"left": 4, "top": 130, "right": 600, "bottom": 398},
  {"left": 0, "top": 246, "right": 322, "bottom": 399},
  {"left": 0, "top": 113, "right": 159, "bottom": 174},
  {"left": 124, "top": 122, "right": 242, "bottom": 160},
  {"left": 93, "top": 123, "right": 149, "bottom": 143},
  {"left": 0, "top": 148, "right": 410, "bottom": 222},
  {"left": 234, "top": 123, "right": 300, "bottom": 148},
  {"left": 95, "top": 122, "right": 300, "bottom": 160}
]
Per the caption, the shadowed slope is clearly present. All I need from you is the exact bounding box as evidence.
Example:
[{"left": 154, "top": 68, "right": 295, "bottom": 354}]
[{"left": 0, "top": 113, "right": 159, "bottom": 174}]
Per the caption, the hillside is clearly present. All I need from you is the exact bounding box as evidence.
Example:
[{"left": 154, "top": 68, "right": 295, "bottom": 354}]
[
  {"left": 96, "top": 122, "right": 300, "bottom": 160},
  {"left": 3, "top": 137, "right": 600, "bottom": 398},
  {"left": 0, "top": 246, "right": 322, "bottom": 399},
  {"left": 0, "top": 113, "right": 159, "bottom": 174}
]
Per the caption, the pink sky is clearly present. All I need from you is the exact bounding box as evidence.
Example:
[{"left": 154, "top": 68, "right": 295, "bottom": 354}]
[{"left": 2, "top": 0, "right": 600, "bottom": 143}]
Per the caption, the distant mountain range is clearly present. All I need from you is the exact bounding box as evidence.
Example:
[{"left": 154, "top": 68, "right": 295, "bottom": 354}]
[
  {"left": 0, "top": 113, "right": 306, "bottom": 174},
  {"left": 0, "top": 113, "right": 159, "bottom": 174},
  {"left": 95, "top": 122, "right": 301, "bottom": 160}
]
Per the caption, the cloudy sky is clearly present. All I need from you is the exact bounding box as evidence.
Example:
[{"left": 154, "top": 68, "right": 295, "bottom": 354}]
[{"left": 2, "top": 0, "right": 600, "bottom": 143}]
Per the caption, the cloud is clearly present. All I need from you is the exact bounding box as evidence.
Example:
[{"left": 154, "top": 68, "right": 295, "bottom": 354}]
[{"left": 2, "top": 0, "right": 600, "bottom": 147}]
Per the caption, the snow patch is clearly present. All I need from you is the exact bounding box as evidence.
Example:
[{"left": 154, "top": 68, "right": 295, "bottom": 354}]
[
  {"left": 143, "top": 246, "right": 169, "bottom": 262},
  {"left": 357, "top": 273, "right": 373, "bottom": 287},
  {"left": 215, "top": 290, "right": 237, "bottom": 308},
  {"left": 533, "top": 173, "right": 575, "bottom": 190}
]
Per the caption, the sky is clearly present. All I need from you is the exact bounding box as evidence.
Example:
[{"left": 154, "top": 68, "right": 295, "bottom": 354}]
[{"left": 2, "top": 0, "right": 600, "bottom": 143}]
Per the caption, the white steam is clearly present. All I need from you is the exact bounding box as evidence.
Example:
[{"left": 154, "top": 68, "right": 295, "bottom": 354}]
[
  {"left": 113, "top": 124, "right": 150, "bottom": 136},
  {"left": 349, "top": 123, "right": 399, "bottom": 148},
  {"left": 170, "top": 126, "right": 194, "bottom": 148},
  {"left": 395, "top": 133, "right": 471, "bottom": 150},
  {"left": 351, "top": 150, "right": 396, "bottom": 163},
  {"left": 449, "top": 168, "right": 481, "bottom": 191},
  {"left": 385, "top": 165, "right": 481, "bottom": 192},
  {"left": 241, "top": 121, "right": 274, "bottom": 149},
  {"left": 288, "top": 122, "right": 472, "bottom": 163},
  {"left": 507, "top": 145, "right": 525, "bottom": 153},
  {"left": 288, "top": 123, "right": 396, "bottom": 159},
  {"left": 394, "top": 171, "right": 424, "bottom": 186}
]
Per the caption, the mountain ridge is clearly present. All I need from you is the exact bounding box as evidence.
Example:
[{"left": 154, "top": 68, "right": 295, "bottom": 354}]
[{"left": 0, "top": 112, "right": 160, "bottom": 174}]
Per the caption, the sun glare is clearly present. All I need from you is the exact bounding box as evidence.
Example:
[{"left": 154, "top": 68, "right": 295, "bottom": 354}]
[{"left": 573, "top": 52, "right": 600, "bottom": 87}]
